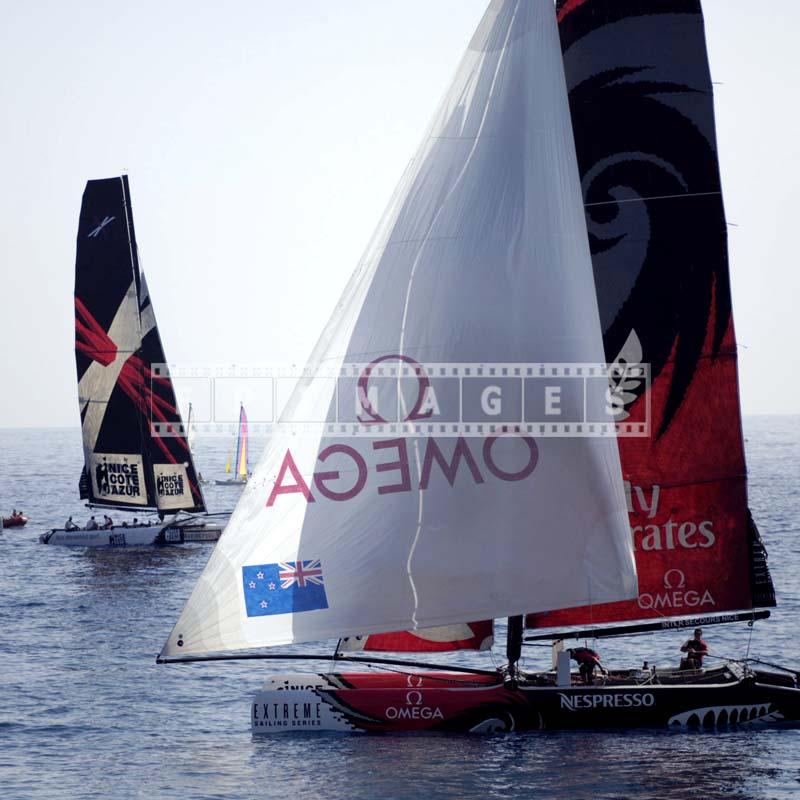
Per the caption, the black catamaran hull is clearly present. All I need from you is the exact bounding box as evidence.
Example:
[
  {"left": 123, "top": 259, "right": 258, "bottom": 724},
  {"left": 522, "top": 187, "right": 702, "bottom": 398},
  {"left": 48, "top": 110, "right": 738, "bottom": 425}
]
[{"left": 250, "top": 670, "right": 800, "bottom": 734}]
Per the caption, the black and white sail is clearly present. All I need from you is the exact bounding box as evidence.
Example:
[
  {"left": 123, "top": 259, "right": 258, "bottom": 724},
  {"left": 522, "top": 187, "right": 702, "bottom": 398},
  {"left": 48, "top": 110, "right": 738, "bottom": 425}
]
[{"left": 75, "top": 176, "right": 205, "bottom": 514}]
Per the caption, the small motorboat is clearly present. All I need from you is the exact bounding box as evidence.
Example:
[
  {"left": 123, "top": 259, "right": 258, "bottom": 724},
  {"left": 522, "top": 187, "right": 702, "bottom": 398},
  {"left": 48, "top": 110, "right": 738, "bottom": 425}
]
[{"left": 2, "top": 513, "right": 28, "bottom": 529}]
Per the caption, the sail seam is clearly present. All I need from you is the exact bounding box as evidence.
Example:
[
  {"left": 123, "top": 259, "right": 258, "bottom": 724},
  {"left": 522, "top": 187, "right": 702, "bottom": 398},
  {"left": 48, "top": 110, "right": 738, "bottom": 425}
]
[
  {"left": 397, "top": 0, "right": 521, "bottom": 628},
  {"left": 585, "top": 190, "right": 721, "bottom": 208}
]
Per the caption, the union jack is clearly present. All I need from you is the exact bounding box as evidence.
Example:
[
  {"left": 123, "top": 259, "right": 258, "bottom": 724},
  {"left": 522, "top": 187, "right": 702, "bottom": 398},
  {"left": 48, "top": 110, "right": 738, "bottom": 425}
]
[{"left": 278, "top": 560, "right": 324, "bottom": 589}]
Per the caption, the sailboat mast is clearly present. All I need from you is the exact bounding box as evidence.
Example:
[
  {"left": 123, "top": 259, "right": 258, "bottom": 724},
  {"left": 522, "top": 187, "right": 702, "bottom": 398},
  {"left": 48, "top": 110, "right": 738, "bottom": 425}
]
[
  {"left": 234, "top": 404, "right": 243, "bottom": 479},
  {"left": 506, "top": 615, "right": 524, "bottom": 684}
]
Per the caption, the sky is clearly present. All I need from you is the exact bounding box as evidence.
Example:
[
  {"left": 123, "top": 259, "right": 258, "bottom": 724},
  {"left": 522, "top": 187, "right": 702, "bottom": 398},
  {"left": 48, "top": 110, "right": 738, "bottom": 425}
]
[{"left": 0, "top": 0, "right": 798, "bottom": 428}]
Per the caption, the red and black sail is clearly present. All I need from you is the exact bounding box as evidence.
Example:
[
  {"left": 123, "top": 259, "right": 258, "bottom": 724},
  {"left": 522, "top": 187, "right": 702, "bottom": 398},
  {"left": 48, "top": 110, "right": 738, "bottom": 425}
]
[
  {"left": 75, "top": 176, "right": 205, "bottom": 514},
  {"left": 529, "top": 0, "right": 774, "bottom": 629}
]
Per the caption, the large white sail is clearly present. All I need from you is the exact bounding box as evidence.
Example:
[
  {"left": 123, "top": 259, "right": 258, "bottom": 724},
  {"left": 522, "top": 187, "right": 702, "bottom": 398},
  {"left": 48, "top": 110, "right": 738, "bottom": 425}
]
[{"left": 161, "top": 0, "right": 637, "bottom": 659}]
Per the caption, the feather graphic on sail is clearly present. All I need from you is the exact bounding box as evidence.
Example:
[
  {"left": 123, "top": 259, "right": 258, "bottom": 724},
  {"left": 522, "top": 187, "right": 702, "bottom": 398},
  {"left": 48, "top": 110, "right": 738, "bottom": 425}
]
[{"left": 606, "top": 330, "right": 644, "bottom": 422}]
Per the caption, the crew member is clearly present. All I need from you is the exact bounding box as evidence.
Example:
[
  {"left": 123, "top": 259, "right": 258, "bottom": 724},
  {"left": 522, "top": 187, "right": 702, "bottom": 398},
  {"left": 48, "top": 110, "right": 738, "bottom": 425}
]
[
  {"left": 680, "top": 628, "right": 708, "bottom": 669},
  {"left": 65, "top": 516, "right": 79, "bottom": 531},
  {"left": 570, "top": 646, "right": 607, "bottom": 685},
  {"left": 86, "top": 516, "right": 98, "bottom": 530}
]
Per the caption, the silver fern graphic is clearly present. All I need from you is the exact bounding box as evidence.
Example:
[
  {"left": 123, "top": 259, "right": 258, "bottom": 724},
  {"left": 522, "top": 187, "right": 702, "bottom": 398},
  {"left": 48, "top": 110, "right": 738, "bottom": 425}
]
[{"left": 606, "top": 330, "right": 645, "bottom": 421}]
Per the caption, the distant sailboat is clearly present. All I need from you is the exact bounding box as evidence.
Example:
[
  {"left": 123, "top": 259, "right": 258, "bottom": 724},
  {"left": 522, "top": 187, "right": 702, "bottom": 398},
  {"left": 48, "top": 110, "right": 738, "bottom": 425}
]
[
  {"left": 215, "top": 404, "right": 249, "bottom": 486},
  {"left": 186, "top": 402, "right": 198, "bottom": 456},
  {"left": 41, "top": 176, "right": 223, "bottom": 547}
]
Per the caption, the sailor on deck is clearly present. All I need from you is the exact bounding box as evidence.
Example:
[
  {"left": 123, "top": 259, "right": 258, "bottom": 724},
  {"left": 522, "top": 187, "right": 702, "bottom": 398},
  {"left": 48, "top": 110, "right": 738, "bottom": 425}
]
[
  {"left": 85, "top": 516, "right": 98, "bottom": 530},
  {"left": 570, "top": 646, "right": 607, "bottom": 685},
  {"left": 680, "top": 628, "right": 709, "bottom": 669},
  {"left": 65, "top": 516, "right": 79, "bottom": 531}
]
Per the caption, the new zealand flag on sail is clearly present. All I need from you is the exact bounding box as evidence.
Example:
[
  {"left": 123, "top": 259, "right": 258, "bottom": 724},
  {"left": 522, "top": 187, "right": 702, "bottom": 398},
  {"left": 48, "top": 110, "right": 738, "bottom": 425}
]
[{"left": 242, "top": 561, "right": 329, "bottom": 617}]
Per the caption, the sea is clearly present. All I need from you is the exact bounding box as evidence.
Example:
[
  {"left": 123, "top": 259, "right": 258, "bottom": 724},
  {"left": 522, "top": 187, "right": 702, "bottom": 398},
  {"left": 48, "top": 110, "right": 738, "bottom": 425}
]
[{"left": 0, "top": 417, "right": 798, "bottom": 800}]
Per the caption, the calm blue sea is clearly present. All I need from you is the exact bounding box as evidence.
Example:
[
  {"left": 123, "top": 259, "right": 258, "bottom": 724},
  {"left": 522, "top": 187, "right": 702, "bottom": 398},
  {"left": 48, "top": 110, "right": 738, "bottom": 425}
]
[{"left": 1, "top": 417, "right": 798, "bottom": 800}]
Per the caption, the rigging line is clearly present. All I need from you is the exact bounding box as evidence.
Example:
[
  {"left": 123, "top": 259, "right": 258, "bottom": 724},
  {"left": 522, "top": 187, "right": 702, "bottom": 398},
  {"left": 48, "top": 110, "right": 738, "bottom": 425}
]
[
  {"left": 746, "top": 615, "right": 756, "bottom": 661},
  {"left": 156, "top": 651, "right": 500, "bottom": 677},
  {"left": 396, "top": 0, "right": 521, "bottom": 629},
  {"left": 584, "top": 190, "right": 721, "bottom": 208},
  {"left": 742, "top": 658, "right": 800, "bottom": 678}
]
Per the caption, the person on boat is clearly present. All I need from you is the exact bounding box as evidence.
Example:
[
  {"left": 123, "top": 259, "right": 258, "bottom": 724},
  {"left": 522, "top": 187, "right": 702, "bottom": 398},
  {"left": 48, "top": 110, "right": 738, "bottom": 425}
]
[
  {"left": 64, "top": 516, "right": 79, "bottom": 531},
  {"left": 103, "top": 515, "right": 114, "bottom": 529},
  {"left": 132, "top": 517, "right": 139, "bottom": 527},
  {"left": 680, "top": 628, "right": 709, "bottom": 669},
  {"left": 569, "top": 646, "right": 607, "bottom": 685},
  {"left": 86, "top": 515, "right": 98, "bottom": 530}
]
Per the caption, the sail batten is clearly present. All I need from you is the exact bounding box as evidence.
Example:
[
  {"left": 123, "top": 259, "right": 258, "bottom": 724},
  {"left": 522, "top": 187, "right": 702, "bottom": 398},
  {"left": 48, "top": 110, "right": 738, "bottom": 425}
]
[
  {"left": 160, "top": 0, "right": 638, "bottom": 660},
  {"left": 74, "top": 176, "right": 206, "bottom": 515}
]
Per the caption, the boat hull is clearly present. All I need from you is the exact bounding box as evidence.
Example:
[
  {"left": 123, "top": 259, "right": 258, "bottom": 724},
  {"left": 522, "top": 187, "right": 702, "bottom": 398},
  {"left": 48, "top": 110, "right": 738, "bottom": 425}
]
[
  {"left": 39, "top": 520, "right": 222, "bottom": 547},
  {"left": 251, "top": 670, "right": 800, "bottom": 734},
  {"left": 2, "top": 516, "right": 27, "bottom": 528}
]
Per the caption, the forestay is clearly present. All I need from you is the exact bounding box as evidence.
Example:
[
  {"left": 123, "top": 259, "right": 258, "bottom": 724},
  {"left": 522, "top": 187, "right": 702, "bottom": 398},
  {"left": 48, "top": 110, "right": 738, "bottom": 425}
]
[{"left": 160, "top": 0, "right": 637, "bottom": 659}]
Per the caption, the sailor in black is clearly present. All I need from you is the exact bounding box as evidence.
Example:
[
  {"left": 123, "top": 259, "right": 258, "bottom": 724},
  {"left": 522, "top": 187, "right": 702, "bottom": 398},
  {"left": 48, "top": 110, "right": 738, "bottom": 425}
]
[{"left": 680, "top": 628, "right": 709, "bottom": 669}]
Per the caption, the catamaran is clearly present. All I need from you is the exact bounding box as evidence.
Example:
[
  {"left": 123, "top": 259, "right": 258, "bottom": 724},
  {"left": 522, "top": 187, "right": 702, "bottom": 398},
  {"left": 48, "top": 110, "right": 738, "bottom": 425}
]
[
  {"left": 215, "top": 404, "right": 250, "bottom": 485},
  {"left": 41, "top": 176, "right": 224, "bottom": 548},
  {"left": 157, "top": 0, "right": 799, "bottom": 732}
]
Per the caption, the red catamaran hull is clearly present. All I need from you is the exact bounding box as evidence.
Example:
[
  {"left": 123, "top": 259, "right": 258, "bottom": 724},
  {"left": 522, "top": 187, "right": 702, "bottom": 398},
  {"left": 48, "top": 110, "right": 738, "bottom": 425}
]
[
  {"left": 251, "top": 671, "right": 800, "bottom": 734},
  {"left": 2, "top": 516, "right": 27, "bottom": 528}
]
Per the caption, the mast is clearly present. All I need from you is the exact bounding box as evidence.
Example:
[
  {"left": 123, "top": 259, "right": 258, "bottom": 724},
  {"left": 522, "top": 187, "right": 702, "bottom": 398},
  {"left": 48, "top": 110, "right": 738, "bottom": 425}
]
[{"left": 505, "top": 616, "right": 524, "bottom": 686}]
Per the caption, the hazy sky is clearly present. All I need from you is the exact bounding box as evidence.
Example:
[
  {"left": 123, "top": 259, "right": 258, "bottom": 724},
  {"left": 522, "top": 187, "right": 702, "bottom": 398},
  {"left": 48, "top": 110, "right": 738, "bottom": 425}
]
[{"left": 1, "top": 0, "right": 798, "bottom": 428}]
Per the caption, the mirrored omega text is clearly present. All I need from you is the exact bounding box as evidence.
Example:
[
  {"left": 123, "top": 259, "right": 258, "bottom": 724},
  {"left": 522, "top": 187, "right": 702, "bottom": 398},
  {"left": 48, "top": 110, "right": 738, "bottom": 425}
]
[{"left": 252, "top": 701, "right": 323, "bottom": 728}]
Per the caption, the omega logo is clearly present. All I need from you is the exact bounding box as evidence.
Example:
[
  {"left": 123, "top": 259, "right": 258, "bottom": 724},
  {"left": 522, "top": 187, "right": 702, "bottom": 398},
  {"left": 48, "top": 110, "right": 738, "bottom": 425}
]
[
  {"left": 357, "top": 354, "right": 433, "bottom": 424},
  {"left": 638, "top": 568, "right": 715, "bottom": 612},
  {"left": 663, "top": 569, "right": 686, "bottom": 589},
  {"left": 406, "top": 691, "right": 423, "bottom": 706}
]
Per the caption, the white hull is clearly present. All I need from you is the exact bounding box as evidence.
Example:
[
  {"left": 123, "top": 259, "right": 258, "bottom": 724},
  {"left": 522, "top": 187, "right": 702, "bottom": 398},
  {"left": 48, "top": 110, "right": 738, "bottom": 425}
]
[{"left": 40, "top": 518, "right": 222, "bottom": 547}]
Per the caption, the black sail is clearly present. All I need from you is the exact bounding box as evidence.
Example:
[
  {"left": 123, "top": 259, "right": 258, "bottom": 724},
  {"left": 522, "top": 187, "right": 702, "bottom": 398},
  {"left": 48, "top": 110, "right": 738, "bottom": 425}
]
[
  {"left": 138, "top": 273, "right": 206, "bottom": 513},
  {"left": 74, "top": 176, "right": 205, "bottom": 514},
  {"left": 528, "top": 0, "right": 775, "bottom": 629}
]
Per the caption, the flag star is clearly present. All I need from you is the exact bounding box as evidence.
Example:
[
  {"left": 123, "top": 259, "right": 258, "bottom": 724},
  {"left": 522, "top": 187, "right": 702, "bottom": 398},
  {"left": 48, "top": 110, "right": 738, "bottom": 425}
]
[
  {"left": 249, "top": 581, "right": 256, "bottom": 589},
  {"left": 260, "top": 600, "right": 268, "bottom": 609},
  {"left": 268, "top": 582, "right": 276, "bottom": 590},
  {"left": 256, "top": 571, "right": 264, "bottom": 580}
]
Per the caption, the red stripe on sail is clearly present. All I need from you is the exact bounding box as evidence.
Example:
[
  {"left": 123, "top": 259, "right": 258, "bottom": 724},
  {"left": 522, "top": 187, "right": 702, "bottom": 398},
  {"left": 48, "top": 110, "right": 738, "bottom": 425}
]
[
  {"left": 75, "top": 297, "right": 117, "bottom": 366},
  {"left": 557, "top": 0, "right": 590, "bottom": 23},
  {"left": 528, "top": 318, "right": 752, "bottom": 628},
  {"left": 351, "top": 621, "right": 494, "bottom": 654}
]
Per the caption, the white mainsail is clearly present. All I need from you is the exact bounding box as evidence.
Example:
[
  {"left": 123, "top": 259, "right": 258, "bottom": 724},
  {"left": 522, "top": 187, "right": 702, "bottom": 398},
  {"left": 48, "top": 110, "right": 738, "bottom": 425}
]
[{"left": 160, "top": 0, "right": 637, "bottom": 659}]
